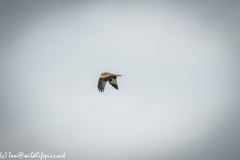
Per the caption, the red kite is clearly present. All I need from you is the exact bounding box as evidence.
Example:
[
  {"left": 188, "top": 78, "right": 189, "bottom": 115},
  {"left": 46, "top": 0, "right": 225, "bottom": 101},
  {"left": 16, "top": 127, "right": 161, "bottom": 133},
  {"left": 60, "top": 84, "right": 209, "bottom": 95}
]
[{"left": 98, "top": 72, "right": 122, "bottom": 92}]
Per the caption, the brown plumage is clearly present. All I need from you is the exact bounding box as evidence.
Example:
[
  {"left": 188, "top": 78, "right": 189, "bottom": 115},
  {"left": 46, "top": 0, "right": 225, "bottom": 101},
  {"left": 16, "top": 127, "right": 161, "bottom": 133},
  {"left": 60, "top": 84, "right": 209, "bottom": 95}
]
[{"left": 98, "top": 72, "right": 122, "bottom": 92}]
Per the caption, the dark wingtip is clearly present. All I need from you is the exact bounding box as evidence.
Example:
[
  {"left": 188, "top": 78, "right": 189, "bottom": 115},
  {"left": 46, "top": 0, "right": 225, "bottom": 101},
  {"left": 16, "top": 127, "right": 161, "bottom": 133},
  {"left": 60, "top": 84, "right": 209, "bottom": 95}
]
[{"left": 98, "top": 89, "right": 104, "bottom": 93}]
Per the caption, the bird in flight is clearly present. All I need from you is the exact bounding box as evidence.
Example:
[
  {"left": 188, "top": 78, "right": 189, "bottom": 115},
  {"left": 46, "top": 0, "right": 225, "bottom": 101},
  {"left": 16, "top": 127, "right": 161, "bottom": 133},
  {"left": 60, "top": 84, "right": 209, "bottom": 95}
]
[{"left": 98, "top": 72, "right": 122, "bottom": 92}]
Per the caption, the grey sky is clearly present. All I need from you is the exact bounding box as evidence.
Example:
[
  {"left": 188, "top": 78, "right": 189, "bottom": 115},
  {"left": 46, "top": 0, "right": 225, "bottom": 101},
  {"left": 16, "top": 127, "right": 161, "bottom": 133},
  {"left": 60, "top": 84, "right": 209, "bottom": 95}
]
[{"left": 0, "top": 1, "right": 240, "bottom": 160}]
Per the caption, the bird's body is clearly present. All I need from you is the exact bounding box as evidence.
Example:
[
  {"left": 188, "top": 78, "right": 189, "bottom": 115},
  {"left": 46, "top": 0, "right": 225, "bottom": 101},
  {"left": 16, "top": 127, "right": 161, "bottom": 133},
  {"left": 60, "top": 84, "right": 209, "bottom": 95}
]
[{"left": 98, "top": 72, "right": 122, "bottom": 92}]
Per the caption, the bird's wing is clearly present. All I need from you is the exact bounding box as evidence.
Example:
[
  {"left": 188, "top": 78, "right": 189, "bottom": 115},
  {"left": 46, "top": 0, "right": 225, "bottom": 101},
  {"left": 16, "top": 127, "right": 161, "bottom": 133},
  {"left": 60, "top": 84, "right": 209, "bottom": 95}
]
[
  {"left": 108, "top": 76, "right": 119, "bottom": 90},
  {"left": 98, "top": 78, "right": 108, "bottom": 92}
]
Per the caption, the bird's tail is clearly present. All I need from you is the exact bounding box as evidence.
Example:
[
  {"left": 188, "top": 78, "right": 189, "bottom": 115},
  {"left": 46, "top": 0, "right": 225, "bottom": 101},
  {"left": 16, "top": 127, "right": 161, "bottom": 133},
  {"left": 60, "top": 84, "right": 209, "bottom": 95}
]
[{"left": 114, "top": 74, "right": 123, "bottom": 76}]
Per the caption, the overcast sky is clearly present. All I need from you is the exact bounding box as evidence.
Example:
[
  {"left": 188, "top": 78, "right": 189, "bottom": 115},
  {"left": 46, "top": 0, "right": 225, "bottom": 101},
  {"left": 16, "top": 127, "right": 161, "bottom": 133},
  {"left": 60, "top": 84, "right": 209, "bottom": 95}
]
[{"left": 0, "top": 1, "right": 240, "bottom": 160}]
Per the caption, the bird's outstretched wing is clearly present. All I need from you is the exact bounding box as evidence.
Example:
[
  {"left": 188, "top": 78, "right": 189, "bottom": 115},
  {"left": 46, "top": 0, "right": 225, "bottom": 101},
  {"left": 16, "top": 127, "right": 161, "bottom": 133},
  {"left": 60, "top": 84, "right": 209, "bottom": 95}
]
[
  {"left": 98, "top": 78, "right": 108, "bottom": 92},
  {"left": 108, "top": 76, "right": 119, "bottom": 90}
]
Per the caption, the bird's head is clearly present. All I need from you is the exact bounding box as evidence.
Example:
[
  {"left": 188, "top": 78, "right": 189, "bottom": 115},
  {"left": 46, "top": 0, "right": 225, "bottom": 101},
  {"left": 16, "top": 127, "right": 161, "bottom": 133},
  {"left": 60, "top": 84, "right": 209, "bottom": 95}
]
[{"left": 101, "top": 72, "right": 109, "bottom": 76}]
